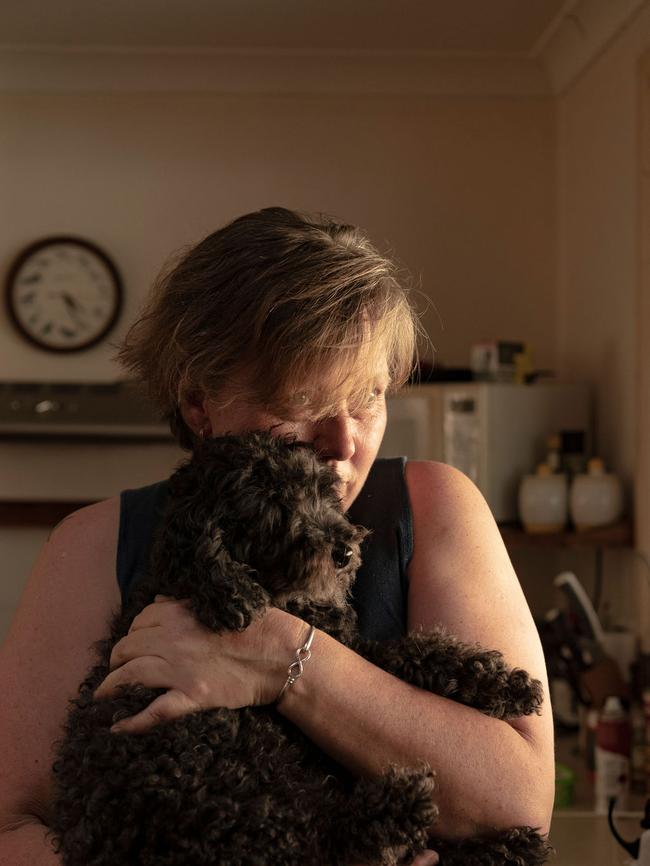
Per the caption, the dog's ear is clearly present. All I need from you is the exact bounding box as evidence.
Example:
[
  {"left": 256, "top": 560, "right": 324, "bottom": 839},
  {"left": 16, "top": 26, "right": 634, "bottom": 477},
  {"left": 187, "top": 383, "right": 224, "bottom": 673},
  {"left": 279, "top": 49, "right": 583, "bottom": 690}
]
[
  {"left": 180, "top": 519, "right": 270, "bottom": 632},
  {"left": 157, "top": 518, "right": 269, "bottom": 631}
]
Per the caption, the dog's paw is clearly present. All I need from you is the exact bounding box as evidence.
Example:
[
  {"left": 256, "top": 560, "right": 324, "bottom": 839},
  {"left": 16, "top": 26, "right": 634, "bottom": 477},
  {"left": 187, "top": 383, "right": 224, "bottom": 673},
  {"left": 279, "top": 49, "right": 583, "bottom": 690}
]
[
  {"left": 443, "top": 653, "right": 545, "bottom": 720},
  {"left": 332, "top": 766, "right": 438, "bottom": 865},
  {"left": 430, "top": 825, "right": 553, "bottom": 866},
  {"left": 189, "top": 568, "right": 270, "bottom": 632},
  {"left": 501, "top": 668, "right": 545, "bottom": 718}
]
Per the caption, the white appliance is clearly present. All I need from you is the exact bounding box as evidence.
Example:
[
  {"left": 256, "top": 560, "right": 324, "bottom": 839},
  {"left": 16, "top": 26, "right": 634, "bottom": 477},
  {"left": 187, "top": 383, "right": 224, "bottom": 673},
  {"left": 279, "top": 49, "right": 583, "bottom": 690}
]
[{"left": 378, "top": 382, "right": 592, "bottom": 523}]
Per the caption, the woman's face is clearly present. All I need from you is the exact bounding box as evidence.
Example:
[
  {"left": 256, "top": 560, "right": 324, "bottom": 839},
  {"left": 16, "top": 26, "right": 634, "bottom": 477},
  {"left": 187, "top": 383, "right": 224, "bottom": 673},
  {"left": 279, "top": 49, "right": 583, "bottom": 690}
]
[{"left": 201, "top": 364, "right": 390, "bottom": 511}]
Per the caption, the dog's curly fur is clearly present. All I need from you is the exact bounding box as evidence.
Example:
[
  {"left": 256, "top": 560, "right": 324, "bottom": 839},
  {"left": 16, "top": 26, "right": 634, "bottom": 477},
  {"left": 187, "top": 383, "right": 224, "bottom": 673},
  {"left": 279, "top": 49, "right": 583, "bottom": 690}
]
[{"left": 50, "top": 432, "right": 552, "bottom": 866}]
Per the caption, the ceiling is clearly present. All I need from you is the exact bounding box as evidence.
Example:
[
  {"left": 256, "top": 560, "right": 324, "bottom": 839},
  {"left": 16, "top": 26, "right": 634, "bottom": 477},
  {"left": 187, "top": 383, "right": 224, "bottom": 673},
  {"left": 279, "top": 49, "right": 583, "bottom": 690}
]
[{"left": 0, "top": 0, "right": 572, "bottom": 56}]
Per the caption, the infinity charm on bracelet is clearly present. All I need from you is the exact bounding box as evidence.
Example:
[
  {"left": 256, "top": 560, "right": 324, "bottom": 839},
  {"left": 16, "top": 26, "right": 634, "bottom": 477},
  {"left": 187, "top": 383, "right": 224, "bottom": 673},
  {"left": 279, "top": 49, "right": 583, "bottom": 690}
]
[{"left": 275, "top": 624, "right": 316, "bottom": 705}]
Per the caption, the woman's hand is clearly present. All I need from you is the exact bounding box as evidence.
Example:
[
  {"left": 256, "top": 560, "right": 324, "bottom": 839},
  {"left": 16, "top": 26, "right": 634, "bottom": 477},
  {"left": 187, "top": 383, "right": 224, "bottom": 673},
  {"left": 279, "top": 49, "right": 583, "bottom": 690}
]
[
  {"left": 408, "top": 854, "right": 438, "bottom": 866},
  {"left": 350, "top": 851, "right": 438, "bottom": 866},
  {"left": 93, "top": 596, "right": 305, "bottom": 734}
]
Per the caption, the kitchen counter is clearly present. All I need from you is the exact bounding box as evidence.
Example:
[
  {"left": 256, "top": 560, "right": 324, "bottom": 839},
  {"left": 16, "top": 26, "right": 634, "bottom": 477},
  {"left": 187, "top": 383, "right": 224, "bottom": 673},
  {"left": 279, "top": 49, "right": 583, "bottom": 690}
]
[
  {"left": 550, "top": 812, "right": 642, "bottom": 865},
  {"left": 548, "top": 733, "right": 647, "bottom": 864}
]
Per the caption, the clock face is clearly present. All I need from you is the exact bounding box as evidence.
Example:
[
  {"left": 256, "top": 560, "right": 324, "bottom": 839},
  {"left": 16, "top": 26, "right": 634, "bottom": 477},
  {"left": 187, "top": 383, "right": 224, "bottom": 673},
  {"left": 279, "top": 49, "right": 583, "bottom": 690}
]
[{"left": 5, "top": 236, "right": 122, "bottom": 352}]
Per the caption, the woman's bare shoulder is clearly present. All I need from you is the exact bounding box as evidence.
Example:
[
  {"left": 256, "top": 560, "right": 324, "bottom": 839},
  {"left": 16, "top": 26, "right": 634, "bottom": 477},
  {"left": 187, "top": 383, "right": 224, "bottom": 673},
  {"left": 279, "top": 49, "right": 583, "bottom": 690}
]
[
  {"left": 403, "top": 459, "right": 545, "bottom": 671},
  {"left": 8, "top": 497, "right": 122, "bottom": 641},
  {"left": 403, "top": 459, "right": 554, "bottom": 761},
  {"left": 0, "top": 497, "right": 122, "bottom": 826},
  {"left": 404, "top": 459, "right": 480, "bottom": 532},
  {"left": 404, "top": 459, "right": 511, "bottom": 559}
]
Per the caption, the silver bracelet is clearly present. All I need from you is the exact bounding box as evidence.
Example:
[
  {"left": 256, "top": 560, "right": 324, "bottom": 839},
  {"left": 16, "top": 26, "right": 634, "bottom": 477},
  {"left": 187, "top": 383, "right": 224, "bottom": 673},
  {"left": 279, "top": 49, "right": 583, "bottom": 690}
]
[{"left": 275, "top": 624, "right": 316, "bottom": 705}]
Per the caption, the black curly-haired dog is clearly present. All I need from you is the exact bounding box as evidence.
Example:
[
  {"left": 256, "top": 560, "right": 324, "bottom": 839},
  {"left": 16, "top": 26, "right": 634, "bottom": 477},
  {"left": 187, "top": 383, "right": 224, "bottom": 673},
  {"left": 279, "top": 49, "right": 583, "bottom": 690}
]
[{"left": 50, "top": 432, "right": 551, "bottom": 866}]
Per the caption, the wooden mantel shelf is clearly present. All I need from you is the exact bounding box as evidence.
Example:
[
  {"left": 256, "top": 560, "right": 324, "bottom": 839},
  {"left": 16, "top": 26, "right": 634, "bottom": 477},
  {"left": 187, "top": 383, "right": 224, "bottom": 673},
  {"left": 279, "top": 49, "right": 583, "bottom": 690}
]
[
  {"left": 499, "top": 520, "right": 634, "bottom": 550},
  {"left": 0, "top": 500, "right": 96, "bottom": 527}
]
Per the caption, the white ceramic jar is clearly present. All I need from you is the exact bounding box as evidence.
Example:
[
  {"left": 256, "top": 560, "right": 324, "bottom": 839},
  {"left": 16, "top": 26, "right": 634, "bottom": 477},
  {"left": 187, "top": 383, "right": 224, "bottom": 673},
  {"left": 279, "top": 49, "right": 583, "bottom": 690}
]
[
  {"left": 570, "top": 457, "right": 624, "bottom": 530},
  {"left": 518, "top": 464, "right": 568, "bottom": 533}
]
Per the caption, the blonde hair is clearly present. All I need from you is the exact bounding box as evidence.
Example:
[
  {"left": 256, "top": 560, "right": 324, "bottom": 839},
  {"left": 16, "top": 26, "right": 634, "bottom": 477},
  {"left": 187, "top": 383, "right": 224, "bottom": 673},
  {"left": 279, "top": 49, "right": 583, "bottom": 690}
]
[{"left": 116, "top": 207, "right": 421, "bottom": 450}]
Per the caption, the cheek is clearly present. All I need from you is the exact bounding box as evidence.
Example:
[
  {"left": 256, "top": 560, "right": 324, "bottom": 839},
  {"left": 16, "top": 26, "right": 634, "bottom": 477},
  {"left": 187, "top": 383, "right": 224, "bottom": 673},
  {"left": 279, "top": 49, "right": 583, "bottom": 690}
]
[
  {"left": 351, "top": 406, "right": 386, "bottom": 473},
  {"left": 363, "top": 405, "right": 387, "bottom": 449}
]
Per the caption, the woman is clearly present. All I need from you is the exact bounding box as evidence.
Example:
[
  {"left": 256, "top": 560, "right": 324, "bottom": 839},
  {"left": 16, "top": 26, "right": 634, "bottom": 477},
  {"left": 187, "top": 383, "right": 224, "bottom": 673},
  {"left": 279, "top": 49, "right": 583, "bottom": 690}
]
[{"left": 0, "top": 207, "right": 554, "bottom": 865}]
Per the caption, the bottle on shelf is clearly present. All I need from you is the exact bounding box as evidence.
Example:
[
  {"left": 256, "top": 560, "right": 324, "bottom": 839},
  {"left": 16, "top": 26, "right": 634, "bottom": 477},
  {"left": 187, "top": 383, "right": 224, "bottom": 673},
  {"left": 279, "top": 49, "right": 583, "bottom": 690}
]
[
  {"left": 632, "top": 702, "right": 648, "bottom": 796},
  {"left": 595, "top": 695, "right": 632, "bottom": 814},
  {"left": 518, "top": 463, "right": 568, "bottom": 534},
  {"left": 570, "top": 457, "right": 624, "bottom": 530},
  {"left": 546, "top": 433, "right": 562, "bottom": 473},
  {"left": 559, "top": 429, "right": 588, "bottom": 478}
]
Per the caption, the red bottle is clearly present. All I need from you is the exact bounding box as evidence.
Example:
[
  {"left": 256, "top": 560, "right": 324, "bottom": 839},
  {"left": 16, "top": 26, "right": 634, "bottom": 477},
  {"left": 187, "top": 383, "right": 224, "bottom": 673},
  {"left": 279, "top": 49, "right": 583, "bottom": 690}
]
[{"left": 595, "top": 696, "right": 632, "bottom": 814}]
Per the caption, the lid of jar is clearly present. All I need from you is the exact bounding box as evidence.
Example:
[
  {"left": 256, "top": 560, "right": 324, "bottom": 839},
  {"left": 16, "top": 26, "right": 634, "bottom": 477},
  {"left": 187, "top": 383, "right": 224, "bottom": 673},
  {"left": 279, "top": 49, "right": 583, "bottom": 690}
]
[
  {"left": 588, "top": 457, "right": 606, "bottom": 475},
  {"left": 602, "top": 695, "right": 626, "bottom": 718},
  {"left": 536, "top": 463, "right": 552, "bottom": 476}
]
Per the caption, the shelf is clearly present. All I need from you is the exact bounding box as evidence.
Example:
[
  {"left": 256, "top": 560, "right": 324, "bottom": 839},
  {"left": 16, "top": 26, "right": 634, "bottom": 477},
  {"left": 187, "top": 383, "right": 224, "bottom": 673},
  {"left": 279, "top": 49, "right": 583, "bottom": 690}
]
[
  {"left": 3, "top": 507, "right": 636, "bottom": 542},
  {"left": 0, "top": 500, "right": 96, "bottom": 527},
  {"left": 499, "top": 520, "right": 634, "bottom": 550}
]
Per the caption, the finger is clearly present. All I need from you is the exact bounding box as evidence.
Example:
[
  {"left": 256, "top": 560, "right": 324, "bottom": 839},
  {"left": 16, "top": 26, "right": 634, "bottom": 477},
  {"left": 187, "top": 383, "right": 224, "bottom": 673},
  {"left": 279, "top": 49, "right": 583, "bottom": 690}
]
[
  {"left": 109, "top": 628, "right": 165, "bottom": 671},
  {"left": 411, "top": 852, "right": 439, "bottom": 866},
  {"left": 94, "top": 657, "right": 172, "bottom": 699},
  {"left": 128, "top": 605, "right": 165, "bottom": 634},
  {"left": 348, "top": 848, "right": 438, "bottom": 866},
  {"left": 128, "top": 597, "right": 191, "bottom": 633},
  {"left": 110, "top": 689, "right": 200, "bottom": 734},
  {"left": 154, "top": 595, "right": 191, "bottom": 606}
]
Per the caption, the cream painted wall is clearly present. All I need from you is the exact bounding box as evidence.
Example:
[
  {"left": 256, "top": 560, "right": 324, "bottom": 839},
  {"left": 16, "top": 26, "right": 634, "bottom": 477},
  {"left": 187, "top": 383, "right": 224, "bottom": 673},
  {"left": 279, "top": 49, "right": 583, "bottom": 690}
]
[
  {"left": 556, "top": 7, "right": 650, "bottom": 648},
  {"left": 556, "top": 4, "right": 650, "bottom": 482},
  {"left": 0, "top": 85, "right": 557, "bottom": 641},
  {"left": 0, "top": 91, "right": 556, "bottom": 377}
]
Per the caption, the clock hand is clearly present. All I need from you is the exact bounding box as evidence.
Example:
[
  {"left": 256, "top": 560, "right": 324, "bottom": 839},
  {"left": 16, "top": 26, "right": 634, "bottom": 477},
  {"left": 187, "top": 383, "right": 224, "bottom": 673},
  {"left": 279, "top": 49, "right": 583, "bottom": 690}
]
[
  {"left": 60, "top": 293, "right": 89, "bottom": 330},
  {"left": 61, "top": 292, "right": 80, "bottom": 311}
]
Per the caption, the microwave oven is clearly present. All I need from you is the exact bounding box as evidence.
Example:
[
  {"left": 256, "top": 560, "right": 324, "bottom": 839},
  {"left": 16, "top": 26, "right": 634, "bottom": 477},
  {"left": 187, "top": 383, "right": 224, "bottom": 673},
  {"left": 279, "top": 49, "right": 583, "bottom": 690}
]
[{"left": 378, "top": 382, "right": 592, "bottom": 523}]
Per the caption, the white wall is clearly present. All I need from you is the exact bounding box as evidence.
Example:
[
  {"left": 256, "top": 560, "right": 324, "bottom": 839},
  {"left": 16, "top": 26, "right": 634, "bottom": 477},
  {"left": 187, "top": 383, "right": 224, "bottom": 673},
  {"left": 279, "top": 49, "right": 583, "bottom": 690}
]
[
  {"left": 0, "top": 75, "right": 558, "bottom": 640},
  {"left": 556, "top": 5, "right": 650, "bottom": 482},
  {"left": 0, "top": 89, "right": 557, "bottom": 377},
  {"left": 0, "top": 27, "right": 645, "bottom": 643},
  {"left": 555, "top": 6, "right": 650, "bottom": 648}
]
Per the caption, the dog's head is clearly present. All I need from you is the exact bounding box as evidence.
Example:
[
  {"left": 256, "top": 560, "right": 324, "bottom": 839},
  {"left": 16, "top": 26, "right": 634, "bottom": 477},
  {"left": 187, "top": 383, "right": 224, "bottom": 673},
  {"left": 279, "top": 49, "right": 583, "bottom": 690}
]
[{"left": 167, "top": 431, "right": 368, "bottom": 605}]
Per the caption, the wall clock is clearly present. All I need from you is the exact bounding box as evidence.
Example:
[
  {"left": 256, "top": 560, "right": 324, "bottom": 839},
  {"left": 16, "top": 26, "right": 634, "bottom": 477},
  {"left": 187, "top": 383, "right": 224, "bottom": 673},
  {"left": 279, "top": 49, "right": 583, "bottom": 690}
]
[{"left": 5, "top": 236, "right": 123, "bottom": 352}]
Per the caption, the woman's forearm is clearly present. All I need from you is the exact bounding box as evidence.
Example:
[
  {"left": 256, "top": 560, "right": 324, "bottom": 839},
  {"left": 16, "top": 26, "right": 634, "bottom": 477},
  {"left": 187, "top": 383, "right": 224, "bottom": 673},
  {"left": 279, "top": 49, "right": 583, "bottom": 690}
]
[
  {"left": 277, "top": 628, "right": 553, "bottom": 839},
  {"left": 0, "top": 819, "right": 60, "bottom": 865},
  {"left": 89, "top": 601, "right": 553, "bottom": 839}
]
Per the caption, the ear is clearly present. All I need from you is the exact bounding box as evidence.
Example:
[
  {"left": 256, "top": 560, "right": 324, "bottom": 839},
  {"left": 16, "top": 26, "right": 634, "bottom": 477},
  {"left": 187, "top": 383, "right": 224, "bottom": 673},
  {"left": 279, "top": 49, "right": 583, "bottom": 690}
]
[
  {"left": 179, "top": 389, "right": 211, "bottom": 438},
  {"left": 185, "top": 520, "right": 269, "bottom": 632}
]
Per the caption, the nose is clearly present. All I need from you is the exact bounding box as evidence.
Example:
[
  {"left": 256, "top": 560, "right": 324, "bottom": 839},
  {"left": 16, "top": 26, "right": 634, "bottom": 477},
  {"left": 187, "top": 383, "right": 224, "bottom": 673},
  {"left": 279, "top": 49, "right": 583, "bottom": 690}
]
[{"left": 313, "top": 413, "right": 356, "bottom": 462}]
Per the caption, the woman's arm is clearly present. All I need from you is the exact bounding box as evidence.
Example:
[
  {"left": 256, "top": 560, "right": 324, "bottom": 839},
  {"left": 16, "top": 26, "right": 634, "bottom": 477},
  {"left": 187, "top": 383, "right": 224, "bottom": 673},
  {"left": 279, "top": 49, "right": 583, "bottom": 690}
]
[
  {"left": 0, "top": 499, "right": 122, "bottom": 864},
  {"left": 276, "top": 461, "right": 554, "bottom": 837},
  {"left": 98, "top": 461, "right": 554, "bottom": 838}
]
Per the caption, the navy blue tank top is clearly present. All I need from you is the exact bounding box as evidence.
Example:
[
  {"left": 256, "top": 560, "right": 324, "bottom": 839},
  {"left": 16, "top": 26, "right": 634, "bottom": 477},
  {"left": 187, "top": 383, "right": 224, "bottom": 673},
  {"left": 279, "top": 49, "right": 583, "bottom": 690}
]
[{"left": 116, "top": 458, "right": 412, "bottom": 641}]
